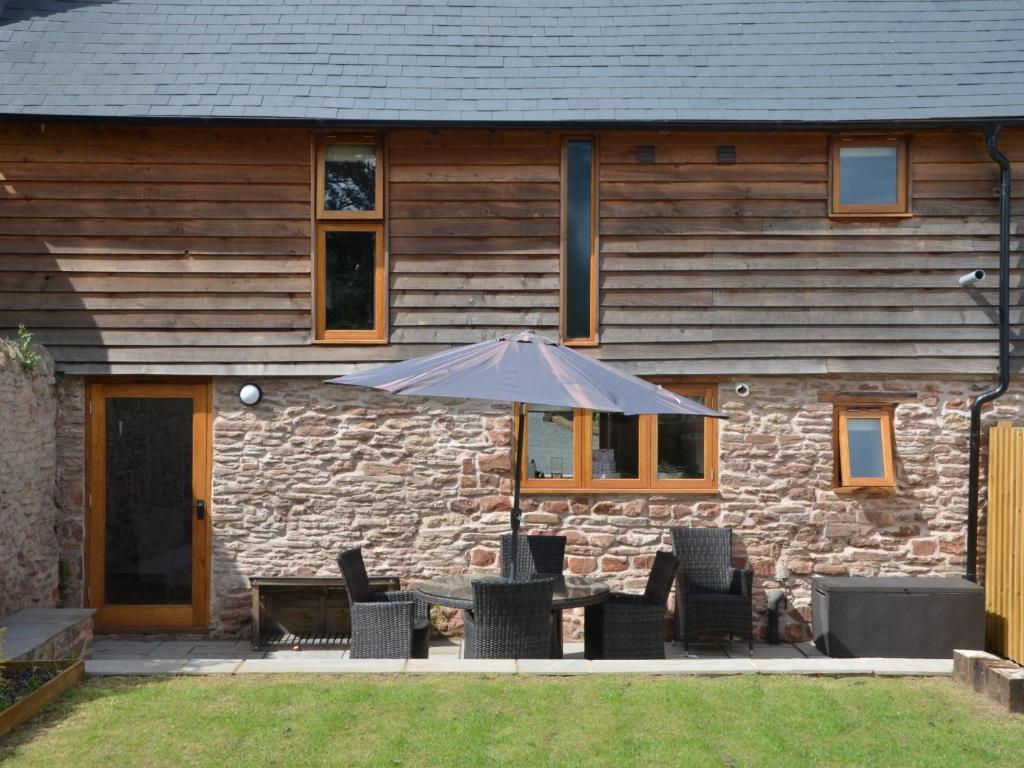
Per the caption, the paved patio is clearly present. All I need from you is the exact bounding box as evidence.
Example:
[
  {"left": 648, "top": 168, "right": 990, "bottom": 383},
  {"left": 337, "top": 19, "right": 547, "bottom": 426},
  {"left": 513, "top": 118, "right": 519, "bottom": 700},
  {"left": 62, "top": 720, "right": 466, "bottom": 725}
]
[{"left": 85, "top": 638, "right": 954, "bottom": 676}]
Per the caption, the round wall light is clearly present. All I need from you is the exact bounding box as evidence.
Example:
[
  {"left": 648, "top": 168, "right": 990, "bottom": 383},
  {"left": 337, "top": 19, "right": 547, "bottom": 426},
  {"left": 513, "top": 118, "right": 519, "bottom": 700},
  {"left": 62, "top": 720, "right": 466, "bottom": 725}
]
[{"left": 239, "top": 383, "right": 263, "bottom": 406}]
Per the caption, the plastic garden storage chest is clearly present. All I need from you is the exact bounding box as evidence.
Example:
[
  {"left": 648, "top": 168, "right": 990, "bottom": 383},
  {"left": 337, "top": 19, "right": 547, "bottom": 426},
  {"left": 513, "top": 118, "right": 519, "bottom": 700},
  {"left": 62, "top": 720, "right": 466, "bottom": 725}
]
[{"left": 812, "top": 576, "right": 984, "bottom": 658}]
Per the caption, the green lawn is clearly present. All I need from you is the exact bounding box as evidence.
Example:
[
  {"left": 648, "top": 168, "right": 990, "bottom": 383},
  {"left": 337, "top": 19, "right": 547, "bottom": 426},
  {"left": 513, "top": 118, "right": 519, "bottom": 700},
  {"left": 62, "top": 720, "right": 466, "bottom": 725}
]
[{"left": 0, "top": 675, "right": 1021, "bottom": 767}]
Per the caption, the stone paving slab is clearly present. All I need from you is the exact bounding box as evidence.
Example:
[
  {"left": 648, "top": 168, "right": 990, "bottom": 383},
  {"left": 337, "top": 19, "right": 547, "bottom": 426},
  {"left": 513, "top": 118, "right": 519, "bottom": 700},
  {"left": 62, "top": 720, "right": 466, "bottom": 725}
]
[
  {"left": 406, "top": 658, "right": 517, "bottom": 674},
  {"left": 865, "top": 658, "right": 954, "bottom": 676},
  {"left": 517, "top": 659, "right": 590, "bottom": 675},
  {"left": 237, "top": 658, "right": 404, "bottom": 675},
  {"left": 86, "top": 659, "right": 188, "bottom": 675},
  {"left": 83, "top": 638, "right": 955, "bottom": 677},
  {"left": 754, "top": 658, "right": 871, "bottom": 675}
]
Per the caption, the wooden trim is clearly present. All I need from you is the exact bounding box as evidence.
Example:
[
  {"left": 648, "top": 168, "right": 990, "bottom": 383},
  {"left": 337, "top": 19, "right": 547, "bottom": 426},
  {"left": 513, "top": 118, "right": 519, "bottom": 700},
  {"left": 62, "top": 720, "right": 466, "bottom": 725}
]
[
  {"left": 315, "top": 134, "right": 384, "bottom": 220},
  {"left": 85, "top": 380, "right": 213, "bottom": 632},
  {"left": 518, "top": 382, "right": 719, "bottom": 493},
  {"left": 829, "top": 135, "right": 910, "bottom": 216},
  {"left": 560, "top": 134, "right": 599, "bottom": 345},
  {"left": 314, "top": 221, "right": 387, "bottom": 343},
  {"left": 834, "top": 404, "right": 896, "bottom": 489}
]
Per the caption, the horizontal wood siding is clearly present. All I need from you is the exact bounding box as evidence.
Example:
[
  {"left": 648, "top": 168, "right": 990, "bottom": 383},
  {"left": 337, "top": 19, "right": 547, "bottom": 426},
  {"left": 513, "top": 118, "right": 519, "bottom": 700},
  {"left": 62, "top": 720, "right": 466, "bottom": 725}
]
[
  {"left": 0, "top": 123, "right": 1019, "bottom": 375},
  {"left": 599, "top": 130, "right": 1021, "bottom": 376}
]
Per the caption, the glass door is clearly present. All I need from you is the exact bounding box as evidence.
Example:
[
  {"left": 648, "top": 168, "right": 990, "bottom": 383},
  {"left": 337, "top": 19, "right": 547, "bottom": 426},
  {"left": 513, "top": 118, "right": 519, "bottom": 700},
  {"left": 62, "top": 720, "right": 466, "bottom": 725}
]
[{"left": 87, "top": 382, "right": 211, "bottom": 631}]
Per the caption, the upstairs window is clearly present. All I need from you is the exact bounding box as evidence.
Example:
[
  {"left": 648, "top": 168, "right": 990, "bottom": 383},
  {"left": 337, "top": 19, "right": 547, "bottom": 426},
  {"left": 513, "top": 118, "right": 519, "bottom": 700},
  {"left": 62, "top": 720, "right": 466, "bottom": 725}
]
[
  {"left": 834, "top": 405, "right": 895, "bottom": 490},
  {"left": 562, "top": 137, "right": 598, "bottom": 344},
  {"left": 830, "top": 136, "right": 909, "bottom": 216},
  {"left": 315, "top": 136, "right": 386, "bottom": 342}
]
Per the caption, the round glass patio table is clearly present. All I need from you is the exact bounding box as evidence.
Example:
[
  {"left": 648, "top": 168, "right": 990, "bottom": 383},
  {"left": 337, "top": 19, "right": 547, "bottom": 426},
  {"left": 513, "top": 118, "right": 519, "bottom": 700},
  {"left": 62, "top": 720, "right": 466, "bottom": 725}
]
[{"left": 412, "top": 574, "right": 610, "bottom": 611}]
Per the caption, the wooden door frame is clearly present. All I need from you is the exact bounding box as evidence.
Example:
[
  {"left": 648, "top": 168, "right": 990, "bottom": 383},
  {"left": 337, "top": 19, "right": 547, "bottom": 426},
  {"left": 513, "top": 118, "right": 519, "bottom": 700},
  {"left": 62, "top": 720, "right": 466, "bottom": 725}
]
[{"left": 85, "top": 380, "right": 213, "bottom": 633}]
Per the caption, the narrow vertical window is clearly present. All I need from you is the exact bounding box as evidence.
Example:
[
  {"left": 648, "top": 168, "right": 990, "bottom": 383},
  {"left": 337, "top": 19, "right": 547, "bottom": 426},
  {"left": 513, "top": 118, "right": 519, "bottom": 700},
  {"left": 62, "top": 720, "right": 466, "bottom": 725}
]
[
  {"left": 315, "top": 136, "right": 386, "bottom": 342},
  {"left": 562, "top": 137, "right": 597, "bottom": 343}
]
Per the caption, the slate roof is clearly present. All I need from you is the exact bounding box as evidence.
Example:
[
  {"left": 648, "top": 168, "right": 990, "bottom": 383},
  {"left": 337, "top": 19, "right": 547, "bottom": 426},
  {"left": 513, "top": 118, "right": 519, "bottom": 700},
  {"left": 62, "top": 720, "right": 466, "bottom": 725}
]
[{"left": 1, "top": 0, "right": 1024, "bottom": 123}]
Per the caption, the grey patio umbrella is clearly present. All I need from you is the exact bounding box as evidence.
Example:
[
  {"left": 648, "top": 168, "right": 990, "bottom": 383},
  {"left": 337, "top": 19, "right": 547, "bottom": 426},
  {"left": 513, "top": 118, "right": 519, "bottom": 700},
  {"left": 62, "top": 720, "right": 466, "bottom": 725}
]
[{"left": 326, "top": 330, "right": 726, "bottom": 577}]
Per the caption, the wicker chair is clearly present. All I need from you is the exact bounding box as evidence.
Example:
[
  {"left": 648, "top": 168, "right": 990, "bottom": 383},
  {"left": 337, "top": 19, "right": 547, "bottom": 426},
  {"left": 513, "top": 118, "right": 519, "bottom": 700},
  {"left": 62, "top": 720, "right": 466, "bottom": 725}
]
[
  {"left": 584, "top": 551, "right": 679, "bottom": 659},
  {"left": 500, "top": 534, "right": 567, "bottom": 656},
  {"left": 499, "top": 534, "right": 566, "bottom": 579},
  {"left": 671, "top": 527, "right": 754, "bottom": 653},
  {"left": 463, "top": 578, "right": 554, "bottom": 659},
  {"left": 337, "top": 547, "right": 431, "bottom": 659}
]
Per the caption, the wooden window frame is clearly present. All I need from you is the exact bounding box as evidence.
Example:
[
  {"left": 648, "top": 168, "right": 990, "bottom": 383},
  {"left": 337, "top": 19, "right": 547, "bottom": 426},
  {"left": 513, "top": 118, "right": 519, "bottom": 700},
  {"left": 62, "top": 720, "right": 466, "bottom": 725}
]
[
  {"left": 517, "top": 383, "right": 719, "bottom": 494},
  {"left": 314, "top": 221, "right": 387, "bottom": 343},
  {"left": 829, "top": 135, "right": 911, "bottom": 217},
  {"left": 649, "top": 383, "right": 720, "bottom": 492},
  {"left": 560, "top": 135, "right": 599, "bottom": 346},
  {"left": 834, "top": 404, "right": 896, "bottom": 492},
  {"left": 315, "top": 135, "right": 385, "bottom": 220}
]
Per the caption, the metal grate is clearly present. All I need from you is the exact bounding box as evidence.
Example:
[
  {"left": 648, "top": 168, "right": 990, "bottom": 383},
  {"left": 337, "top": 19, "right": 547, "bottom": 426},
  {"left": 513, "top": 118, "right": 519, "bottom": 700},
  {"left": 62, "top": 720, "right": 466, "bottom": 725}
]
[
  {"left": 635, "top": 144, "right": 656, "bottom": 162},
  {"left": 716, "top": 144, "right": 737, "bottom": 164},
  {"left": 260, "top": 631, "right": 350, "bottom": 650}
]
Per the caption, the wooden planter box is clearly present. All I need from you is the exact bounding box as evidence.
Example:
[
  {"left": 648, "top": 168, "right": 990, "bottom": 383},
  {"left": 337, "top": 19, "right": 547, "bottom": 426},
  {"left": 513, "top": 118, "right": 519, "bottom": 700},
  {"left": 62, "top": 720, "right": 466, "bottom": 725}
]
[{"left": 0, "top": 660, "right": 85, "bottom": 739}]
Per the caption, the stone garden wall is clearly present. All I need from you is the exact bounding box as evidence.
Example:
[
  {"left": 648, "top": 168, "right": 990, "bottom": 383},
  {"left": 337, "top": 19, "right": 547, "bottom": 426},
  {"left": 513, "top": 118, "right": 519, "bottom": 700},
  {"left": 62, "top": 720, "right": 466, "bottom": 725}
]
[
  {"left": 0, "top": 341, "right": 60, "bottom": 618},
  {"left": 204, "top": 374, "right": 1006, "bottom": 642}
]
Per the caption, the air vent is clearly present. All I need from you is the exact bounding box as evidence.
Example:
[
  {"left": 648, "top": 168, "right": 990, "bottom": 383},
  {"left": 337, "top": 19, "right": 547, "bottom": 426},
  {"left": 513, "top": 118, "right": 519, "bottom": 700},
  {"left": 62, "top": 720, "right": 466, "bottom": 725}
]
[
  {"left": 716, "top": 144, "right": 737, "bottom": 164},
  {"left": 635, "top": 145, "right": 656, "bottom": 163}
]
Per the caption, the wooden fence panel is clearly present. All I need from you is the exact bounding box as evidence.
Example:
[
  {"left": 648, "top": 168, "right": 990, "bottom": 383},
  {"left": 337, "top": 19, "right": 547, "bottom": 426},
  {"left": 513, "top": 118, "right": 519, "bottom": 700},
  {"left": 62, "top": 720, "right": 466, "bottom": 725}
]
[{"left": 986, "top": 421, "right": 1024, "bottom": 664}]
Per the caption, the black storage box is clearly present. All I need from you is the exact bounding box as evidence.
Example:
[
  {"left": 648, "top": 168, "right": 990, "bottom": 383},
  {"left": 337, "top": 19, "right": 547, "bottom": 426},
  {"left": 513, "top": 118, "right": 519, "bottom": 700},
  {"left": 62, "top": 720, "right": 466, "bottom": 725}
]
[{"left": 812, "top": 576, "right": 985, "bottom": 658}]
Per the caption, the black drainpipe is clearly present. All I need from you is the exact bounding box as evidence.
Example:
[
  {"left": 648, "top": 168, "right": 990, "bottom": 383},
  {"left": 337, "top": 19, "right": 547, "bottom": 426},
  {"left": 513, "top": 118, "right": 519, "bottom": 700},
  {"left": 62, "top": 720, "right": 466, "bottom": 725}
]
[{"left": 966, "top": 126, "right": 1012, "bottom": 582}]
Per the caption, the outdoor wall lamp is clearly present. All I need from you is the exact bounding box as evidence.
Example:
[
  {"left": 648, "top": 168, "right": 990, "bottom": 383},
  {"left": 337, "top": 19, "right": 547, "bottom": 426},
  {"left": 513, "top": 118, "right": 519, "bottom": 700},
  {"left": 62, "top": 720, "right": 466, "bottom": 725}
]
[
  {"left": 239, "top": 383, "right": 262, "bottom": 406},
  {"left": 735, "top": 382, "right": 751, "bottom": 397},
  {"left": 958, "top": 269, "right": 986, "bottom": 287}
]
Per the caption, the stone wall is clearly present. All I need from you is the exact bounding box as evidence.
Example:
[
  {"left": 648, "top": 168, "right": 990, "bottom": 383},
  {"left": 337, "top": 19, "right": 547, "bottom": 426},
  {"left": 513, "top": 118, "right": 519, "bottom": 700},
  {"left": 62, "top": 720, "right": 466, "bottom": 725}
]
[
  {"left": 0, "top": 341, "right": 60, "bottom": 618},
  {"left": 208, "top": 375, "right": 1006, "bottom": 642}
]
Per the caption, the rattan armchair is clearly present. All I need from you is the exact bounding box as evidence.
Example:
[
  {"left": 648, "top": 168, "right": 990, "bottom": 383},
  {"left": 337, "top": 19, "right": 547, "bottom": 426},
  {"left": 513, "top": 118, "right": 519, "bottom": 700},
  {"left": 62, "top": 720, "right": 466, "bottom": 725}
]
[
  {"left": 500, "top": 534, "right": 567, "bottom": 656},
  {"left": 671, "top": 527, "right": 754, "bottom": 653},
  {"left": 499, "top": 534, "right": 566, "bottom": 579},
  {"left": 337, "top": 547, "right": 431, "bottom": 659},
  {"left": 462, "top": 578, "right": 554, "bottom": 659},
  {"left": 584, "top": 551, "right": 679, "bottom": 659}
]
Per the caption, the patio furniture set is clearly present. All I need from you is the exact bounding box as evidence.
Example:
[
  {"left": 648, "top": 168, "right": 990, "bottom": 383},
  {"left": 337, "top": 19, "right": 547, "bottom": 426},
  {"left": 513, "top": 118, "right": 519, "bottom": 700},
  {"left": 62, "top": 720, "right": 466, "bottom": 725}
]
[{"left": 338, "top": 527, "right": 754, "bottom": 660}]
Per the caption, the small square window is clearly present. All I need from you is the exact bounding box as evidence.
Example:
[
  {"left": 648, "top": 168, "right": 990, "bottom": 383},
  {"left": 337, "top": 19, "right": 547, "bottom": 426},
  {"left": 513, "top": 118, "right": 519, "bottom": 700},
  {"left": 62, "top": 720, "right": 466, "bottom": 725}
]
[
  {"left": 835, "top": 406, "right": 895, "bottom": 489},
  {"left": 830, "top": 137, "right": 909, "bottom": 216}
]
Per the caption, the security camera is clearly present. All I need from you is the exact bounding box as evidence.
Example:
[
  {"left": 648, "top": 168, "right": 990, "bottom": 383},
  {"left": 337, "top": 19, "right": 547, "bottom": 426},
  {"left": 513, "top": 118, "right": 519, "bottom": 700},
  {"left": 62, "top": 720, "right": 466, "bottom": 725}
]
[
  {"left": 735, "top": 383, "right": 750, "bottom": 397},
  {"left": 958, "top": 269, "right": 986, "bottom": 287}
]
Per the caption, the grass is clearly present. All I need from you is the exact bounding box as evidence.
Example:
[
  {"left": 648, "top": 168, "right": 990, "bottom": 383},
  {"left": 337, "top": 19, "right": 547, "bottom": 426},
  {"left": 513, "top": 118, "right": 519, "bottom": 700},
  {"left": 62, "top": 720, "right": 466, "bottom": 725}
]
[{"left": 0, "top": 675, "right": 1021, "bottom": 767}]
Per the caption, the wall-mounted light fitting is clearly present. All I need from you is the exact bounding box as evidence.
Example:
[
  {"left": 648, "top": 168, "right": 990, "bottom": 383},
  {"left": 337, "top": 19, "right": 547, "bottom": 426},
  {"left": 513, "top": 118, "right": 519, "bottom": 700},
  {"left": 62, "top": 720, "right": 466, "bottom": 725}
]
[
  {"left": 239, "top": 383, "right": 263, "bottom": 406},
  {"left": 735, "top": 382, "right": 751, "bottom": 397}
]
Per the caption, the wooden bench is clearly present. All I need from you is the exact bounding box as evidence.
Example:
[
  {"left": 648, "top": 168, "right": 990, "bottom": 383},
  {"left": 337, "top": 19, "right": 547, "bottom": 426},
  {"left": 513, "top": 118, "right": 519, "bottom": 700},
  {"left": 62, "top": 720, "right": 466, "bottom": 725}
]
[{"left": 249, "top": 575, "right": 401, "bottom": 651}]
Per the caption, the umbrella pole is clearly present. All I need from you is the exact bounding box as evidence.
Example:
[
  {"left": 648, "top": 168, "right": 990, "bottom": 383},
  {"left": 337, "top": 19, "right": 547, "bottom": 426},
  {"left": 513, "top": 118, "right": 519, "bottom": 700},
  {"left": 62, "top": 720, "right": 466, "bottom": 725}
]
[{"left": 510, "top": 401, "right": 525, "bottom": 580}]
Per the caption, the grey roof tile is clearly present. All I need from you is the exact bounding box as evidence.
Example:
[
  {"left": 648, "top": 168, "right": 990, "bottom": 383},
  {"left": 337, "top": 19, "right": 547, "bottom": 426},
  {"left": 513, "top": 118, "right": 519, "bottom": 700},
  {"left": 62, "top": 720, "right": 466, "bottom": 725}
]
[{"left": 2, "top": 0, "right": 1024, "bottom": 122}]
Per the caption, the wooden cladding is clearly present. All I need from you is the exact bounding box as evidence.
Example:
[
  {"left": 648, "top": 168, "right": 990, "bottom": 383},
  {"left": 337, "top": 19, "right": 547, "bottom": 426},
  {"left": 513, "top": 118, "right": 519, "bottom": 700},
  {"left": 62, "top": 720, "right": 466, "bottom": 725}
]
[
  {"left": 0, "top": 123, "right": 1020, "bottom": 375},
  {"left": 985, "top": 421, "right": 1024, "bottom": 665}
]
